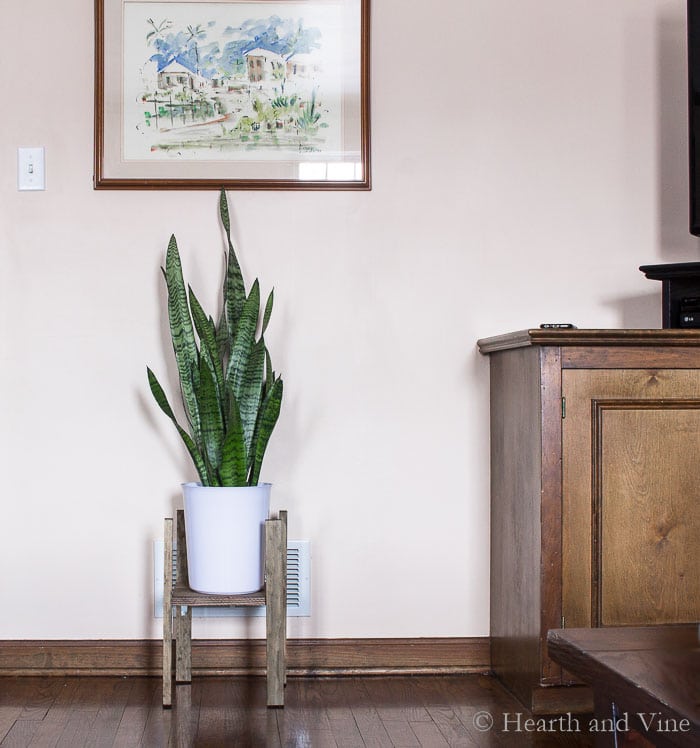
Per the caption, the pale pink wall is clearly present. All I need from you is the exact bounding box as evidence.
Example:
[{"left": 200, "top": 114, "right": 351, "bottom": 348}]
[{"left": 0, "top": 0, "right": 698, "bottom": 638}]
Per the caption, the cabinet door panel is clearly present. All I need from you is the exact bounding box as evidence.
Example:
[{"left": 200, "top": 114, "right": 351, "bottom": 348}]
[
  {"left": 562, "top": 370, "right": 700, "bottom": 629},
  {"left": 599, "top": 405, "right": 699, "bottom": 624}
]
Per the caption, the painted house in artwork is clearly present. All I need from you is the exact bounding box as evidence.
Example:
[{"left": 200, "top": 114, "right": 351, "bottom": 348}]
[
  {"left": 286, "top": 53, "right": 320, "bottom": 78},
  {"left": 210, "top": 75, "right": 229, "bottom": 89},
  {"left": 244, "top": 48, "right": 285, "bottom": 83},
  {"left": 157, "top": 62, "right": 206, "bottom": 90}
]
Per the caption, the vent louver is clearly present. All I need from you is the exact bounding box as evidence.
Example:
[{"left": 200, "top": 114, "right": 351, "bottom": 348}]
[
  {"left": 286, "top": 545, "right": 301, "bottom": 608},
  {"left": 153, "top": 539, "right": 310, "bottom": 618}
]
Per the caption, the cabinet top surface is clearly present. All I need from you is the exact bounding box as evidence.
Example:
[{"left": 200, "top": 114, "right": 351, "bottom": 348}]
[{"left": 477, "top": 328, "right": 700, "bottom": 354}]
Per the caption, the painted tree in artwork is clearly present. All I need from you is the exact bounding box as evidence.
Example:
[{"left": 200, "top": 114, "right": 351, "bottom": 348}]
[
  {"left": 146, "top": 18, "right": 172, "bottom": 47},
  {"left": 186, "top": 24, "right": 206, "bottom": 76}
]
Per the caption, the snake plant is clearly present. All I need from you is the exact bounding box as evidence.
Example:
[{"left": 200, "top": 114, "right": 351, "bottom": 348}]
[{"left": 147, "top": 189, "right": 283, "bottom": 487}]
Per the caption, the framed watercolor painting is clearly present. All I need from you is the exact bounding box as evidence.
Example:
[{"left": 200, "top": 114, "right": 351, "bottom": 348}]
[{"left": 94, "top": 0, "right": 370, "bottom": 189}]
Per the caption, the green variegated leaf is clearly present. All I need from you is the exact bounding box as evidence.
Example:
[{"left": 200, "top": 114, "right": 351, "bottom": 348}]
[
  {"left": 219, "top": 185, "right": 232, "bottom": 235},
  {"left": 147, "top": 367, "right": 210, "bottom": 484},
  {"left": 250, "top": 376, "right": 283, "bottom": 486},
  {"left": 195, "top": 356, "right": 224, "bottom": 483},
  {"left": 164, "top": 236, "right": 201, "bottom": 439},
  {"left": 189, "top": 286, "right": 224, "bottom": 402},
  {"left": 219, "top": 188, "right": 246, "bottom": 334},
  {"left": 224, "top": 248, "right": 246, "bottom": 336},
  {"left": 262, "top": 289, "right": 274, "bottom": 336},
  {"left": 238, "top": 339, "right": 266, "bottom": 459},
  {"left": 219, "top": 393, "right": 248, "bottom": 486},
  {"left": 215, "top": 307, "right": 229, "bottom": 362},
  {"left": 264, "top": 346, "right": 273, "bottom": 396},
  {"left": 226, "top": 279, "right": 260, "bottom": 398}
]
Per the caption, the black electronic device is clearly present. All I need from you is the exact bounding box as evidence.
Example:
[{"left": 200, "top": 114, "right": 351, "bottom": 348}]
[
  {"left": 680, "top": 311, "right": 700, "bottom": 327},
  {"left": 690, "top": 0, "right": 700, "bottom": 234},
  {"left": 640, "top": 262, "right": 700, "bottom": 327},
  {"left": 679, "top": 297, "right": 700, "bottom": 327}
]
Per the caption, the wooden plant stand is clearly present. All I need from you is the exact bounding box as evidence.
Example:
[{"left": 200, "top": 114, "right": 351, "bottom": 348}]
[{"left": 162, "top": 509, "right": 287, "bottom": 708}]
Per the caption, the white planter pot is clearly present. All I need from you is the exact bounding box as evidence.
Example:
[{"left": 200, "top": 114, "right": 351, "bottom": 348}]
[{"left": 182, "top": 482, "right": 271, "bottom": 594}]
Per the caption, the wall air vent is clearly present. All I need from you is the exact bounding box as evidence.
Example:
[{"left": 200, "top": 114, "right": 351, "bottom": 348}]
[{"left": 153, "top": 539, "right": 310, "bottom": 618}]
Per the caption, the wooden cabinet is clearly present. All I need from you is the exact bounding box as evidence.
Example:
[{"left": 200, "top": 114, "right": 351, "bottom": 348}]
[{"left": 477, "top": 329, "right": 700, "bottom": 714}]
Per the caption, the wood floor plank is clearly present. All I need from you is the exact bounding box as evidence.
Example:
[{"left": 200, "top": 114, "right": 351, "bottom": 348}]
[
  {"left": 312, "top": 680, "right": 367, "bottom": 747},
  {"left": 138, "top": 684, "right": 171, "bottom": 746},
  {"left": 426, "top": 706, "right": 478, "bottom": 747},
  {"left": 0, "top": 677, "right": 65, "bottom": 747},
  {"left": 55, "top": 709, "right": 99, "bottom": 748},
  {"left": 0, "top": 709, "right": 22, "bottom": 744},
  {"left": 22, "top": 684, "right": 84, "bottom": 748},
  {"left": 0, "top": 674, "right": 597, "bottom": 747},
  {"left": 1, "top": 719, "right": 41, "bottom": 748},
  {"left": 166, "top": 683, "right": 202, "bottom": 748},
  {"left": 112, "top": 678, "right": 159, "bottom": 748},
  {"left": 326, "top": 716, "right": 364, "bottom": 748},
  {"left": 263, "top": 711, "right": 283, "bottom": 748},
  {"left": 26, "top": 718, "right": 67, "bottom": 748},
  {"left": 41, "top": 680, "right": 86, "bottom": 724},
  {"left": 83, "top": 679, "right": 133, "bottom": 748},
  {"left": 380, "top": 719, "right": 421, "bottom": 747},
  {"left": 194, "top": 677, "right": 276, "bottom": 746},
  {"left": 17, "top": 680, "right": 65, "bottom": 723},
  {"left": 352, "top": 678, "right": 430, "bottom": 748},
  {"left": 351, "top": 708, "right": 393, "bottom": 747},
  {"left": 282, "top": 677, "right": 331, "bottom": 718},
  {"left": 408, "top": 721, "right": 450, "bottom": 747},
  {"left": 343, "top": 681, "right": 393, "bottom": 748},
  {"left": 0, "top": 680, "right": 40, "bottom": 708},
  {"left": 276, "top": 682, "right": 337, "bottom": 748},
  {"left": 362, "top": 678, "right": 433, "bottom": 724}
]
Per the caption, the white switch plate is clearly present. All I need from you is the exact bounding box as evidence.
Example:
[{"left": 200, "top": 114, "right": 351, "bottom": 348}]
[{"left": 18, "top": 147, "right": 45, "bottom": 191}]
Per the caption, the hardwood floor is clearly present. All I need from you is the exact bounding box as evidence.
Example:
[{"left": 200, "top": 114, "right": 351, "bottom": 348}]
[{"left": 0, "top": 674, "right": 594, "bottom": 746}]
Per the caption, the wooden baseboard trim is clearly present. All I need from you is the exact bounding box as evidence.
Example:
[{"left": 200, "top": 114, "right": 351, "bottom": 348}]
[{"left": 0, "top": 638, "right": 489, "bottom": 677}]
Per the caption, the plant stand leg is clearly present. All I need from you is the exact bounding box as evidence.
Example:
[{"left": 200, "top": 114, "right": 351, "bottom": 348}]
[
  {"left": 163, "top": 518, "right": 173, "bottom": 708},
  {"left": 281, "top": 511, "right": 288, "bottom": 687},
  {"left": 265, "top": 513, "right": 286, "bottom": 707},
  {"left": 173, "top": 509, "right": 192, "bottom": 684},
  {"left": 175, "top": 605, "right": 192, "bottom": 683}
]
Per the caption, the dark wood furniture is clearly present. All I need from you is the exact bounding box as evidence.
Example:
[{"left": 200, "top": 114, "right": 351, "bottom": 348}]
[
  {"left": 548, "top": 625, "right": 700, "bottom": 747},
  {"left": 477, "top": 329, "right": 700, "bottom": 714},
  {"left": 163, "top": 509, "right": 287, "bottom": 708}
]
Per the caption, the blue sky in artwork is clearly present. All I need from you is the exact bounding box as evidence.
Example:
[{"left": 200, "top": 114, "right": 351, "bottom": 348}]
[{"left": 147, "top": 15, "right": 322, "bottom": 77}]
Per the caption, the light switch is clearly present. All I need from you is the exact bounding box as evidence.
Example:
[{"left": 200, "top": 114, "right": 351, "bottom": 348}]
[{"left": 18, "top": 147, "right": 45, "bottom": 191}]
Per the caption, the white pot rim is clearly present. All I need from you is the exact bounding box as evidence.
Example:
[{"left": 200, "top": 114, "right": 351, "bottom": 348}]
[{"left": 182, "top": 481, "right": 272, "bottom": 489}]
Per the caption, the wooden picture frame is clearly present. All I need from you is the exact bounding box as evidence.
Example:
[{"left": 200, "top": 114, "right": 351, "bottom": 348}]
[{"left": 94, "top": 0, "right": 370, "bottom": 190}]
